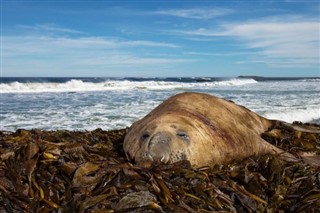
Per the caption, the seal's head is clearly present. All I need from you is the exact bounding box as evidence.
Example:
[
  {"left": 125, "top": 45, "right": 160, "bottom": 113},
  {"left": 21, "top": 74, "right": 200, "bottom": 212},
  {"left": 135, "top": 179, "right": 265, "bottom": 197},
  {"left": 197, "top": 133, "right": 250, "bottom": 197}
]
[{"left": 123, "top": 112, "right": 208, "bottom": 167}]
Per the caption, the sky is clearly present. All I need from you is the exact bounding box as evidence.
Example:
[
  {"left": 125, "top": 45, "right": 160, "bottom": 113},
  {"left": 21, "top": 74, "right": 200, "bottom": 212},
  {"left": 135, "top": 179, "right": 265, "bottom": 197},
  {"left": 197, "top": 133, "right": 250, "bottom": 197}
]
[{"left": 1, "top": 0, "right": 320, "bottom": 77}]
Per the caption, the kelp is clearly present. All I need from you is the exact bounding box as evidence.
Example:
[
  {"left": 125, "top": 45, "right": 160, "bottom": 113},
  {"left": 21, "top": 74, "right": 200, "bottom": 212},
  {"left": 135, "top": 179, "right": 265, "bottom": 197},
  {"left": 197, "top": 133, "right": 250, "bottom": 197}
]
[{"left": 0, "top": 123, "right": 319, "bottom": 212}]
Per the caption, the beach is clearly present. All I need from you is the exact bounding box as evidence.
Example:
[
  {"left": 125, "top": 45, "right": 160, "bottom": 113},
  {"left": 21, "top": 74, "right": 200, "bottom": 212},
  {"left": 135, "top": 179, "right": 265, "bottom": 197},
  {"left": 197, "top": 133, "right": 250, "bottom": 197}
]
[
  {"left": 0, "top": 77, "right": 320, "bottom": 211},
  {"left": 0, "top": 122, "right": 319, "bottom": 212}
]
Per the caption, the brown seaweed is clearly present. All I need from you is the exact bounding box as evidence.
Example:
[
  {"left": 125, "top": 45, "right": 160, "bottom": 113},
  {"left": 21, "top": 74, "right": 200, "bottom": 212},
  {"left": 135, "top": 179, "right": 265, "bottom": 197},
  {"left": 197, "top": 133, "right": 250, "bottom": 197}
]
[{"left": 0, "top": 123, "right": 319, "bottom": 212}]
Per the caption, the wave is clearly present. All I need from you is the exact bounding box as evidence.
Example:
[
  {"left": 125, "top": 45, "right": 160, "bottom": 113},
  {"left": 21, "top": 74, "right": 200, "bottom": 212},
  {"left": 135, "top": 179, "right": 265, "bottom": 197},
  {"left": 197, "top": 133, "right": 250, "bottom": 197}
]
[
  {"left": 0, "top": 78, "right": 257, "bottom": 93},
  {"left": 264, "top": 107, "right": 320, "bottom": 124},
  {"left": 300, "top": 78, "right": 320, "bottom": 82}
]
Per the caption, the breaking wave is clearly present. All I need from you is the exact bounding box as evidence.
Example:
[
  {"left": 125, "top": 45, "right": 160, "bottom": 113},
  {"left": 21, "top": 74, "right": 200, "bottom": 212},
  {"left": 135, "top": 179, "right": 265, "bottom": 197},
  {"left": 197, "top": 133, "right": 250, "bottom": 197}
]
[
  {"left": 0, "top": 78, "right": 258, "bottom": 93},
  {"left": 264, "top": 107, "right": 320, "bottom": 124}
]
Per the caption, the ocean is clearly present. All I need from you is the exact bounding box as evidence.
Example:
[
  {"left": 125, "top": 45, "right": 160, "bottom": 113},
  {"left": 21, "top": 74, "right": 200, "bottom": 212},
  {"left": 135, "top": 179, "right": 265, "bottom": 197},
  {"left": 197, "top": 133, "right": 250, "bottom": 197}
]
[{"left": 1, "top": 77, "right": 319, "bottom": 131}]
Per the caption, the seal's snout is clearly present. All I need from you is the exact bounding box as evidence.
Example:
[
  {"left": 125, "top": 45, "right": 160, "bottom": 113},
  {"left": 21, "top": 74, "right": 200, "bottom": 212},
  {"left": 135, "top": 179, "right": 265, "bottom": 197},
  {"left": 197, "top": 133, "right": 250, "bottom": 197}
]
[
  {"left": 136, "top": 131, "right": 172, "bottom": 167},
  {"left": 149, "top": 132, "right": 171, "bottom": 146},
  {"left": 148, "top": 132, "right": 171, "bottom": 163}
]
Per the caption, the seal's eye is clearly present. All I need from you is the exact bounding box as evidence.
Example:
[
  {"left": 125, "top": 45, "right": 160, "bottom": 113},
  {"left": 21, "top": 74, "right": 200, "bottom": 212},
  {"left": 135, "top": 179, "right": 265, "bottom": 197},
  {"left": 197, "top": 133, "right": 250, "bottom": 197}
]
[
  {"left": 140, "top": 132, "right": 150, "bottom": 142},
  {"left": 177, "top": 130, "right": 190, "bottom": 142}
]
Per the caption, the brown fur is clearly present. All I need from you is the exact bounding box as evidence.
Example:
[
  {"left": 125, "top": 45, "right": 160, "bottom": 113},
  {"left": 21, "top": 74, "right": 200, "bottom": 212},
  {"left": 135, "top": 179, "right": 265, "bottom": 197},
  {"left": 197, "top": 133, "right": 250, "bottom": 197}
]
[{"left": 123, "top": 92, "right": 289, "bottom": 168}]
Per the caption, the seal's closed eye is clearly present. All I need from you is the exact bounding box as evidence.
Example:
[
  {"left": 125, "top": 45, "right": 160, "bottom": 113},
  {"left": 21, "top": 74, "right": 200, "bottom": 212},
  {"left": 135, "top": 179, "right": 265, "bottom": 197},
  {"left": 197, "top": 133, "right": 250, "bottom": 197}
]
[
  {"left": 177, "top": 130, "right": 190, "bottom": 142},
  {"left": 140, "top": 132, "right": 150, "bottom": 142}
]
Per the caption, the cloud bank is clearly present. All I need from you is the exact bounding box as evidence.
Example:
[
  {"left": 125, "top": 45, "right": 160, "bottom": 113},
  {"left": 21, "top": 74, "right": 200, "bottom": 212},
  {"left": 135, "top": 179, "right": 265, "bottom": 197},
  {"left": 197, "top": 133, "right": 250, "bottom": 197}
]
[
  {"left": 177, "top": 17, "right": 319, "bottom": 68},
  {"left": 2, "top": 24, "right": 194, "bottom": 76}
]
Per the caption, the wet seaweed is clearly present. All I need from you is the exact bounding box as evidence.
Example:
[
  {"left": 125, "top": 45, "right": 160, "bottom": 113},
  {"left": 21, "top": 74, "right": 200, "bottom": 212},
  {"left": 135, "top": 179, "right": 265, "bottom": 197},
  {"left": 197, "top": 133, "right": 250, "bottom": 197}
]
[{"left": 0, "top": 124, "right": 319, "bottom": 212}]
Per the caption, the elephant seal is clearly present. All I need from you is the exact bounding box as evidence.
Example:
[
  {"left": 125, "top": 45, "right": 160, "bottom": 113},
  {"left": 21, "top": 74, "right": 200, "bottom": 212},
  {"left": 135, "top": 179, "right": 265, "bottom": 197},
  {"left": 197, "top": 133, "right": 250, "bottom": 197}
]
[{"left": 123, "top": 92, "right": 313, "bottom": 168}]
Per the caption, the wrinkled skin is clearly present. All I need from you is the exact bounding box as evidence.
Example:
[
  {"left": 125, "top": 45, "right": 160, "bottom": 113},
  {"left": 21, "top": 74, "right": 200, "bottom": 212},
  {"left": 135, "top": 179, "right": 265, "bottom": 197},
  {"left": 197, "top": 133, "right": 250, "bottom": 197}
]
[{"left": 123, "top": 92, "right": 296, "bottom": 168}]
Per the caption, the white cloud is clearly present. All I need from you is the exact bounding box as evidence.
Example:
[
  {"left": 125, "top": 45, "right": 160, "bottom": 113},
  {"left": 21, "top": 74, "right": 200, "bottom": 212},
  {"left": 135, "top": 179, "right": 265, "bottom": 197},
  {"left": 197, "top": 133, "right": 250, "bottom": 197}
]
[
  {"left": 122, "top": 40, "right": 179, "bottom": 48},
  {"left": 2, "top": 34, "right": 193, "bottom": 76},
  {"left": 17, "top": 23, "right": 84, "bottom": 34},
  {"left": 71, "top": 55, "right": 195, "bottom": 66},
  {"left": 177, "top": 17, "right": 320, "bottom": 67},
  {"left": 235, "top": 58, "right": 318, "bottom": 68},
  {"left": 153, "top": 8, "right": 234, "bottom": 19},
  {"left": 2, "top": 23, "right": 191, "bottom": 76},
  {"left": 184, "top": 51, "right": 253, "bottom": 57},
  {"left": 3, "top": 35, "right": 180, "bottom": 56}
]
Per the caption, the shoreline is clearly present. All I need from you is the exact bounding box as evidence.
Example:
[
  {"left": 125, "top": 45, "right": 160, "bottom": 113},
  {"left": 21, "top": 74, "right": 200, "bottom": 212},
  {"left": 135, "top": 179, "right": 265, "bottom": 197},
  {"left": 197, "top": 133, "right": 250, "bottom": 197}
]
[
  {"left": 1, "top": 120, "right": 320, "bottom": 133},
  {"left": 0, "top": 123, "right": 319, "bottom": 212}
]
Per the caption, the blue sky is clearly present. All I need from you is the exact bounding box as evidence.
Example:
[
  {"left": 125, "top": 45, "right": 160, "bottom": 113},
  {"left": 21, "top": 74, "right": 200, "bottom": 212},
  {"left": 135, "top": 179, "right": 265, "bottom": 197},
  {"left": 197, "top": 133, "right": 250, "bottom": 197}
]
[{"left": 2, "top": 0, "right": 320, "bottom": 77}]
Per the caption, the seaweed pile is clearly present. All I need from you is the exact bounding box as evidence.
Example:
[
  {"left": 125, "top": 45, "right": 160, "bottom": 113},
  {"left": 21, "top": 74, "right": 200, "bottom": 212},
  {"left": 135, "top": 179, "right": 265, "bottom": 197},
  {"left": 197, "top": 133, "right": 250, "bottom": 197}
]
[{"left": 0, "top": 123, "right": 319, "bottom": 212}]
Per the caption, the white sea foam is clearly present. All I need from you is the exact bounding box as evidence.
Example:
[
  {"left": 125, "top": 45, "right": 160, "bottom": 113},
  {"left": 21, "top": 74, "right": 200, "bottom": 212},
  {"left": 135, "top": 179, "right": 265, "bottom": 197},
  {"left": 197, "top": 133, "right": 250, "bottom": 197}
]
[
  {"left": 0, "top": 79, "right": 257, "bottom": 93},
  {"left": 0, "top": 93, "right": 162, "bottom": 131},
  {"left": 205, "top": 78, "right": 257, "bottom": 86},
  {"left": 264, "top": 107, "right": 320, "bottom": 124},
  {"left": 301, "top": 79, "right": 320, "bottom": 82},
  {"left": 1, "top": 79, "right": 319, "bottom": 132}
]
